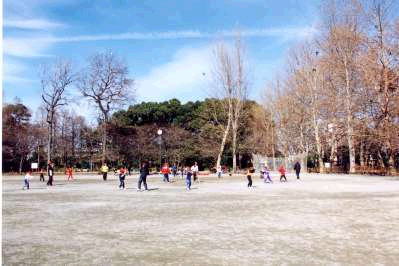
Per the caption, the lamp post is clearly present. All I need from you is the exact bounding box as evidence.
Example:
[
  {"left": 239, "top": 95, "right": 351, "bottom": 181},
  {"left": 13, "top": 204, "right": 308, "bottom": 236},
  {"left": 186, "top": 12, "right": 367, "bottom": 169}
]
[{"left": 157, "top": 129, "right": 163, "bottom": 169}]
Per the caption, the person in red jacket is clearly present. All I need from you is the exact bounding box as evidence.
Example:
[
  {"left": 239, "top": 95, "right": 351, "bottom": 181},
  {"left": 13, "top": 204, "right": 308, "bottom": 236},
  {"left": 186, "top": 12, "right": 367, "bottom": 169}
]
[
  {"left": 161, "top": 163, "right": 170, "bottom": 182},
  {"left": 66, "top": 166, "right": 74, "bottom": 181},
  {"left": 278, "top": 165, "right": 287, "bottom": 182}
]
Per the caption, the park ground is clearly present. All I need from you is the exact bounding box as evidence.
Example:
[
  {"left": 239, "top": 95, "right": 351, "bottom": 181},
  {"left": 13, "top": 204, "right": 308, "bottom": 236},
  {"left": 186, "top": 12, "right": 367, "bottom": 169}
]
[{"left": 2, "top": 172, "right": 399, "bottom": 265}]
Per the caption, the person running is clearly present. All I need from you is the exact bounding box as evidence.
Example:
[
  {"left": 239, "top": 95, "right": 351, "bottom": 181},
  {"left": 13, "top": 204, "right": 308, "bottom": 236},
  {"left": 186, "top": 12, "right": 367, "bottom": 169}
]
[
  {"left": 39, "top": 168, "right": 45, "bottom": 182},
  {"left": 247, "top": 165, "right": 255, "bottom": 188},
  {"left": 161, "top": 163, "right": 170, "bottom": 182},
  {"left": 294, "top": 161, "right": 301, "bottom": 180},
  {"left": 186, "top": 166, "right": 192, "bottom": 190},
  {"left": 263, "top": 166, "right": 273, "bottom": 183},
  {"left": 138, "top": 161, "right": 149, "bottom": 191},
  {"left": 66, "top": 166, "right": 74, "bottom": 181},
  {"left": 47, "top": 162, "right": 54, "bottom": 187},
  {"left": 191, "top": 162, "right": 199, "bottom": 183},
  {"left": 23, "top": 170, "right": 32, "bottom": 190},
  {"left": 217, "top": 165, "right": 222, "bottom": 178},
  {"left": 100, "top": 163, "right": 109, "bottom": 181},
  {"left": 278, "top": 165, "right": 287, "bottom": 182},
  {"left": 118, "top": 167, "right": 126, "bottom": 190}
]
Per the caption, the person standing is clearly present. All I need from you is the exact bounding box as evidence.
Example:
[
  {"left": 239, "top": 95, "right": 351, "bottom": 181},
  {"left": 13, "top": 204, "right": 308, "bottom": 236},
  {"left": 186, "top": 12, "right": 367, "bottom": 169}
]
[
  {"left": 138, "top": 161, "right": 149, "bottom": 191},
  {"left": 191, "top": 162, "right": 199, "bottom": 183},
  {"left": 172, "top": 164, "right": 177, "bottom": 178},
  {"left": 47, "top": 162, "right": 54, "bottom": 187},
  {"left": 217, "top": 165, "right": 222, "bottom": 178},
  {"left": 247, "top": 165, "right": 255, "bottom": 188},
  {"left": 118, "top": 167, "right": 126, "bottom": 190},
  {"left": 66, "top": 166, "right": 74, "bottom": 181},
  {"left": 186, "top": 167, "right": 192, "bottom": 190},
  {"left": 23, "top": 171, "right": 32, "bottom": 190},
  {"left": 161, "top": 163, "right": 170, "bottom": 182},
  {"left": 39, "top": 168, "right": 45, "bottom": 182},
  {"left": 278, "top": 165, "right": 287, "bottom": 182},
  {"left": 294, "top": 161, "right": 301, "bottom": 180},
  {"left": 100, "top": 163, "right": 109, "bottom": 181}
]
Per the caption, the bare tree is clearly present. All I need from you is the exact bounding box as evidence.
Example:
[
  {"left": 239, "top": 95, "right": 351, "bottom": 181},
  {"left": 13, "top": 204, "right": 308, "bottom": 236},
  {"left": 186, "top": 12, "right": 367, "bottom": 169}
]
[
  {"left": 321, "top": 0, "right": 365, "bottom": 173},
  {"left": 78, "top": 51, "right": 134, "bottom": 163},
  {"left": 212, "top": 43, "right": 234, "bottom": 170},
  {"left": 212, "top": 36, "right": 248, "bottom": 172},
  {"left": 41, "top": 60, "right": 74, "bottom": 164}
]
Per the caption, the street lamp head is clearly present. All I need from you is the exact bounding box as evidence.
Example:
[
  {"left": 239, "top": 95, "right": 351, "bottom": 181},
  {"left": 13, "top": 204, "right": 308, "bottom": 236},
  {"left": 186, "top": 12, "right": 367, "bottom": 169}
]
[{"left": 157, "top": 129, "right": 163, "bottom": 136}]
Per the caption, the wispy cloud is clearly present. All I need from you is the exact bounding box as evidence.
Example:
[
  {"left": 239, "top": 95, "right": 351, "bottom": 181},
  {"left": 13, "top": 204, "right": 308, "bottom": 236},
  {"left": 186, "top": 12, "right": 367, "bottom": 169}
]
[
  {"left": 26, "top": 26, "right": 317, "bottom": 42},
  {"left": 4, "top": 18, "right": 65, "bottom": 30},
  {"left": 3, "top": 58, "right": 36, "bottom": 84},
  {"left": 136, "top": 45, "right": 213, "bottom": 102},
  {"left": 3, "top": 36, "right": 53, "bottom": 58}
]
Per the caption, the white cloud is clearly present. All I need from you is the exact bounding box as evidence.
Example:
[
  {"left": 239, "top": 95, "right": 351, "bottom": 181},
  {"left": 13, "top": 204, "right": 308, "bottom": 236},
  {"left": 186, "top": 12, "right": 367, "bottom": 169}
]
[
  {"left": 136, "top": 45, "right": 213, "bottom": 102},
  {"left": 34, "top": 26, "right": 317, "bottom": 43},
  {"left": 3, "top": 36, "right": 53, "bottom": 58},
  {"left": 4, "top": 18, "right": 64, "bottom": 30},
  {"left": 3, "top": 58, "right": 36, "bottom": 84}
]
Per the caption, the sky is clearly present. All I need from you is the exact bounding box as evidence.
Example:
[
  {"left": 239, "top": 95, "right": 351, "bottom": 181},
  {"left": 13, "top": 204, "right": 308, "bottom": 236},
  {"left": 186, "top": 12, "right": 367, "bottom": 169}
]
[{"left": 3, "top": 0, "right": 321, "bottom": 121}]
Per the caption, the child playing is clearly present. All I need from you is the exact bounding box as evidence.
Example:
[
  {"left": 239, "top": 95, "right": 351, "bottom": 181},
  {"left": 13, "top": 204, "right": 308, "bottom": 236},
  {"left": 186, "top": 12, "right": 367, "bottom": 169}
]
[
  {"left": 66, "top": 166, "right": 74, "bottom": 181},
  {"left": 39, "top": 169, "right": 45, "bottom": 182},
  {"left": 186, "top": 167, "right": 192, "bottom": 190},
  {"left": 118, "top": 167, "right": 126, "bottom": 190},
  {"left": 278, "top": 165, "right": 287, "bottom": 182},
  {"left": 217, "top": 165, "right": 222, "bottom": 178},
  {"left": 263, "top": 167, "right": 273, "bottom": 183},
  {"left": 161, "top": 163, "right": 170, "bottom": 182},
  {"left": 23, "top": 171, "right": 32, "bottom": 190},
  {"left": 247, "top": 165, "right": 255, "bottom": 188}
]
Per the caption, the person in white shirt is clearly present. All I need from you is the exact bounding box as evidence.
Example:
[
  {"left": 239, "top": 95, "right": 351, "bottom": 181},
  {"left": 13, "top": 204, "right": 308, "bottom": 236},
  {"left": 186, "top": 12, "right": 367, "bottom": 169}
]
[
  {"left": 23, "top": 171, "right": 32, "bottom": 190},
  {"left": 191, "top": 162, "right": 199, "bottom": 183},
  {"left": 217, "top": 165, "right": 222, "bottom": 178}
]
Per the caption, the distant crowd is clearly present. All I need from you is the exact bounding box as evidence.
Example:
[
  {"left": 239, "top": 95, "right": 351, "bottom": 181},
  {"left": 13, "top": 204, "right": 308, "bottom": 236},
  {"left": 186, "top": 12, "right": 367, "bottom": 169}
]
[{"left": 22, "top": 160, "right": 303, "bottom": 191}]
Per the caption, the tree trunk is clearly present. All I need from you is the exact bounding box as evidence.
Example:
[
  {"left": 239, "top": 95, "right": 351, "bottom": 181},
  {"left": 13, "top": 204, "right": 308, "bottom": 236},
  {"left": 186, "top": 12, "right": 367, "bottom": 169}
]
[
  {"left": 47, "top": 117, "right": 53, "bottom": 164},
  {"left": 232, "top": 121, "right": 238, "bottom": 173},
  {"left": 216, "top": 113, "right": 231, "bottom": 170},
  {"left": 101, "top": 121, "right": 107, "bottom": 164},
  {"left": 344, "top": 66, "right": 356, "bottom": 173},
  {"left": 19, "top": 155, "right": 24, "bottom": 174}
]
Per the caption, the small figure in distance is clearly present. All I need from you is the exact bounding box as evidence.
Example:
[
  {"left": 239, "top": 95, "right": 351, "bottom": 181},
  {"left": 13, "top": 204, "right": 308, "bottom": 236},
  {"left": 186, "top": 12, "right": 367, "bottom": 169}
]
[
  {"left": 39, "top": 168, "right": 45, "bottom": 182},
  {"left": 217, "top": 165, "right": 222, "bottom": 179},
  {"left": 278, "top": 165, "right": 287, "bottom": 182},
  {"left": 247, "top": 164, "right": 255, "bottom": 188},
  {"left": 118, "top": 167, "right": 126, "bottom": 190},
  {"left": 100, "top": 163, "right": 109, "bottom": 181},
  {"left": 294, "top": 161, "right": 301, "bottom": 180},
  {"left": 186, "top": 166, "right": 192, "bottom": 191},
  {"left": 138, "top": 161, "right": 149, "bottom": 191},
  {"left": 66, "top": 165, "right": 74, "bottom": 181},
  {"left": 23, "top": 170, "right": 32, "bottom": 190},
  {"left": 161, "top": 163, "right": 170, "bottom": 182},
  {"left": 263, "top": 166, "right": 273, "bottom": 183}
]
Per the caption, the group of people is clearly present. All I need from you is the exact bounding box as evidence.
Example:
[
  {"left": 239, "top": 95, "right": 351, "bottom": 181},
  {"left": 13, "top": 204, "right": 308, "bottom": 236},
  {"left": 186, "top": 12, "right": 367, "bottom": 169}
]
[
  {"left": 157, "top": 162, "right": 199, "bottom": 190},
  {"left": 22, "top": 160, "right": 302, "bottom": 191},
  {"left": 245, "top": 161, "right": 302, "bottom": 188}
]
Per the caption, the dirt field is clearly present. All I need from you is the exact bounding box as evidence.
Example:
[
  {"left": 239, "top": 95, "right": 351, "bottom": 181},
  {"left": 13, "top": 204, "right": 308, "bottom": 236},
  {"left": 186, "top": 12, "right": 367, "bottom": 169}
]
[{"left": 3, "top": 172, "right": 399, "bottom": 265}]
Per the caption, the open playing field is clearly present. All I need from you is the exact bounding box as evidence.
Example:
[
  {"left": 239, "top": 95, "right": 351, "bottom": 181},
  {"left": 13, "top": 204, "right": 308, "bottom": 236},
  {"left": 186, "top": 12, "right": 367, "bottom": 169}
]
[{"left": 2, "top": 172, "right": 399, "bottom": 265}]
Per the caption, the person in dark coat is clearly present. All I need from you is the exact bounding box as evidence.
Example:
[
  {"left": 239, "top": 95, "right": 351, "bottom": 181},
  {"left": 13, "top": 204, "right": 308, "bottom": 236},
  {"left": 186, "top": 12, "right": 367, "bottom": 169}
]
[
  {"left": 294, "top": 161, "right": 301, "bottom": 180},
  {"left": 47, "top": 162, "right": 54, "bottom": 186},
  {"left": 138, "top": 161, "right": 149, "bottom": 191}
]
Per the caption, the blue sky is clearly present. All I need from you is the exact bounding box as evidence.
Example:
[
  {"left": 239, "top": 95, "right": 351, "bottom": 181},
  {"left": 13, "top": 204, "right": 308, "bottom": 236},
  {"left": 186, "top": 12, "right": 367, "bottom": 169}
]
[{"left": 3, "top": 0, "right": 320, "bottom": 120}]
